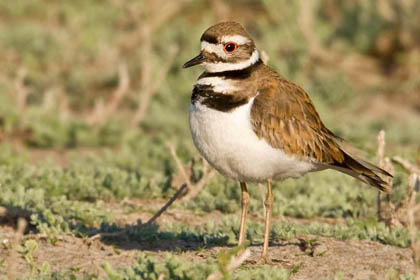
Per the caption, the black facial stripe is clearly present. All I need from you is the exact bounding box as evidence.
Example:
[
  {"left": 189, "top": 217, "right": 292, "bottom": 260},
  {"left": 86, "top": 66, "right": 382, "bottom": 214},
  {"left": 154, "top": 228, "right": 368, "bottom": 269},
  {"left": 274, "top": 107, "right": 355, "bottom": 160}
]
[
  {"left": 200, "top": 59, "right": 263, "bottom": 80},
  {"left": 203, "top": 50, "right": 255, "bottom": 64},
  {"left": 202, "top": 43, "right": 255, "bottom": 63},
  {"left": 201, "top": 34, "right": 218, "bottom": 44},
  {"left": 192, "top": 84, "right": 249, "bottom": 112},
  {"left": 202, "top": 51, "right": 227, "bottom": 63}
]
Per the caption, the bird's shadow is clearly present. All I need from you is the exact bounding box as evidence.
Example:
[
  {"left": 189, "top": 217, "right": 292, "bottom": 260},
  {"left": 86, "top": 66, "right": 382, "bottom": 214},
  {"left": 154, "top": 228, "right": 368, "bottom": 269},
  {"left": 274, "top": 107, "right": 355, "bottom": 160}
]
[
  {"left": 92, "top": 228, "right": 304, "bottom": 255},
  {"left": 0, "top": 204, "right": 37, "bottom": 232},
  {"left": 82, "top": 220, "right": 231, "bottom": 252},
  {"left": 0, "top": 205, "right": 303, "bottom": 254}
]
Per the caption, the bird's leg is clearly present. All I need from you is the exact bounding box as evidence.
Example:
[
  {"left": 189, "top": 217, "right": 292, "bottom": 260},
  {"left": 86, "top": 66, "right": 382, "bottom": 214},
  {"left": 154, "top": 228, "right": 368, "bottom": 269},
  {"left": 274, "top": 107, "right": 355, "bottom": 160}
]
[
  {"left": 258, "top": 179, "right": 273, "bottom": 264},
  {"left": 238, "top": 182, "right": 250, "bottom": 245}
]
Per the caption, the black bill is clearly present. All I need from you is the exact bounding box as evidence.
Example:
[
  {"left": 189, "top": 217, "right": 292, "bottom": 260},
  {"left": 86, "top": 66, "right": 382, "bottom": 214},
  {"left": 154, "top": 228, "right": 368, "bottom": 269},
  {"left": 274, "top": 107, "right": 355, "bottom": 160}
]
[{"left": 183, "top": 53, "right": 205, "bottom": 68}]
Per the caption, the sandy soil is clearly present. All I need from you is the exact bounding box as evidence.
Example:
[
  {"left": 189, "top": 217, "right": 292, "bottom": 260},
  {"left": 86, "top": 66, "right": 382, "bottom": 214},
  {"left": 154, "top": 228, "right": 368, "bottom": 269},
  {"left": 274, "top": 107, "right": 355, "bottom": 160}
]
[{"left": 0, "top": 204, "right": 416, "bottom": 279}]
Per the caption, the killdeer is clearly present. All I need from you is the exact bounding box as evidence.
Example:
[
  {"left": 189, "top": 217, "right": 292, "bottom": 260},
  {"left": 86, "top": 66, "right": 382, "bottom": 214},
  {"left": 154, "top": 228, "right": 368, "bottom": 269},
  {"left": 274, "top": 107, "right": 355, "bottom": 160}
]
[{"left": 183, "top": 22, "right": 391, "bottom": 264}]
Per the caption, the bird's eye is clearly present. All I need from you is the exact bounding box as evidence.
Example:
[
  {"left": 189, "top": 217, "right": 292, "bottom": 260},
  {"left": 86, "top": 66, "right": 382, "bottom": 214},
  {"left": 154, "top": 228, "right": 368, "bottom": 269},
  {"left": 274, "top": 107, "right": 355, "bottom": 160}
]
[{"left": 223, "top": 42, "right": 238, "bottom": 53}]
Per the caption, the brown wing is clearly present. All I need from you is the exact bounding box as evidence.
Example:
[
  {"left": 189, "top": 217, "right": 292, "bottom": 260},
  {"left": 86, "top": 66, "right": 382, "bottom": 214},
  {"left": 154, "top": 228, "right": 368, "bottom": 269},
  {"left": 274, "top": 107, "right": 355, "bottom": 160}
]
[
  {"left": 250, "top": 77, "right": 344, "bottom": 164},
  {"left": 250, "top": 75, "right": 391, "bottom": 192}
]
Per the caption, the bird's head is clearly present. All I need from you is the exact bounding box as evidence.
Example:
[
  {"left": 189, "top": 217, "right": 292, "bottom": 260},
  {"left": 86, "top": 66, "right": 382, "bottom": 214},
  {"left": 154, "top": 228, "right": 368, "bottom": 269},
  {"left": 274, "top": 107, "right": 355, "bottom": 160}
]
[{"left": 183, "top": 22, "right": 259, "bottom": 73}]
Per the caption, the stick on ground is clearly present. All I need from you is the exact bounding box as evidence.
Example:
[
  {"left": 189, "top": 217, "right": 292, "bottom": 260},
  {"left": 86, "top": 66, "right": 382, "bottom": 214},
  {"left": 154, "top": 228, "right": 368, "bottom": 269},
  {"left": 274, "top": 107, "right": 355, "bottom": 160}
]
[
  {"left": 146, "top": 184, "right": 187, "bottom": 225},
  {"left": 89, "top": 184, "right": 187, "bottom": 240}
]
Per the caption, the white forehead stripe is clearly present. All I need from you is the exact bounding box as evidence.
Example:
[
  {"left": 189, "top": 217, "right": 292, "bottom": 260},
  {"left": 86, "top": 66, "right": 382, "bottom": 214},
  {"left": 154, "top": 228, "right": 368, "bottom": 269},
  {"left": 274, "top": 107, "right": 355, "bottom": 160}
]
[
  {"left": 201, "top": 41, "right": 220, "bottom": 54},
  {"left": 196, "top": 77, "right": 238, "bottom": 93},
  {"left": 204, "top": 50, "right": 260, "bottom": 73},
  {"left": 221, "top": 35, "right": 250, "bottom": 45}
]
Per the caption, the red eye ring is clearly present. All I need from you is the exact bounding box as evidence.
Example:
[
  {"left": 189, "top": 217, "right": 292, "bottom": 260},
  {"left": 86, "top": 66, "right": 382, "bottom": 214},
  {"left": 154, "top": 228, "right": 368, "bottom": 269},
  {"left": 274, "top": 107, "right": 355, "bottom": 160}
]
[{"left": 223, "top": 42, "right": 238, "bottom": 53}]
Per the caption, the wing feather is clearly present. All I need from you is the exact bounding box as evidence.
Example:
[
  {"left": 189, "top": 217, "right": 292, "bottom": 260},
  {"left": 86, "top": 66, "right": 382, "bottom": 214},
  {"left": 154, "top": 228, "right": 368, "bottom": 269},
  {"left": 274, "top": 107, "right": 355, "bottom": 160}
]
[
  {"left": 249, "top": 74, "right": 391, "bottom": 192},
  {"left": 250, "top": 78, "right": 343, "bottom": 164}
]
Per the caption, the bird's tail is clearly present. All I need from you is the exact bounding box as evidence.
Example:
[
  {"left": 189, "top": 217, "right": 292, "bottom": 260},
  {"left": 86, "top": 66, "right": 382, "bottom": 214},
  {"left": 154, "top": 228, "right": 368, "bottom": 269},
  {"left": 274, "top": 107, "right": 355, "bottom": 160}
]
[{"left": 329, "top": 149, "right": 392, "bottom": 193}]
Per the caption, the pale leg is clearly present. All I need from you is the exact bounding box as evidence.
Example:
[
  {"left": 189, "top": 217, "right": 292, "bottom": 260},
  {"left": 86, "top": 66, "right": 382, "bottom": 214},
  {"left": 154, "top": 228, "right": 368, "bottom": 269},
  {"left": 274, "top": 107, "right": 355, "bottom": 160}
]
[
  {"left": 258, "top": 180, "right": 273, "bottom": 264},
  {"left": 238, "top": 182, "right": 250, "bottom": 245}
]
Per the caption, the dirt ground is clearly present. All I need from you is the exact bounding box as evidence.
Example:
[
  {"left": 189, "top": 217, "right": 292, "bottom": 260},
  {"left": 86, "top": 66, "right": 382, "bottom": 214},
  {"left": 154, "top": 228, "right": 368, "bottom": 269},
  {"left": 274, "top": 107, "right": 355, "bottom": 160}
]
[{"left": 0, "top": 204, "right": 416, "bottom": 279}]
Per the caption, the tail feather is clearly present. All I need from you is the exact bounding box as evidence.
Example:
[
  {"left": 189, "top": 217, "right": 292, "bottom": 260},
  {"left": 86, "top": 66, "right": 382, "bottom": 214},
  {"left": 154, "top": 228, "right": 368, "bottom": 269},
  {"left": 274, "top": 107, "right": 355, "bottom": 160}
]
[{"left": 328, "top": 149, "right": 392, "bottom": 193}]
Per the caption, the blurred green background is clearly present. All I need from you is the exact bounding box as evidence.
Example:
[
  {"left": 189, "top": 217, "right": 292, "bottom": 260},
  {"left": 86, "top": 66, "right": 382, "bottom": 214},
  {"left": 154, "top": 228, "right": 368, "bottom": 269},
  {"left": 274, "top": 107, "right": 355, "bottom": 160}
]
[
  {"left": 1, "top": 0, "right": 420, "bottom": 233},
  {"left": 1, "top": 0, "right": 419, "bottom": 152},
  {"left": 0, "top": 0, "right": 420, "bottom": 278}
]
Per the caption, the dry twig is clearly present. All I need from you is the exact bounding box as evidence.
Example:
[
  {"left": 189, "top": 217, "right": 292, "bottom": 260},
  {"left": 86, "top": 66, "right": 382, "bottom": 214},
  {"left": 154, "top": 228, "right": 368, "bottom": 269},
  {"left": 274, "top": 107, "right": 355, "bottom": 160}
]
[
  {"left": 376, "top": 130, "right": 394, "bottom": 221},
  {"left": 377, "top": 130, "right": 386, "bottom": 165},
  {"left": 375, "top": 132, "right": 420, "bottom": 271},
  {"left": 180, "top": 160, "right": 215, "bottom": 203},
  {"left": 146, "top": 184, "right": 188, "bottom": 225},
  {"left": 166, "top": 142, "right": 216, "bottom": 203},
  {"left": 166, "top": 142, "right": 192, "bottom": 187},
  {"left": 407, "top": 173, "right": 420, "bottom": 269},
  {"left": 392, "top": 156, "right": 420, "bottom": 175},
  {"left": 132, "top": 45, "right": 179, "bottom": 126},
  {"left": 298, "top": 0, "right": 336, "bottom": 63},
  {"left": 127, "top": 0, "right": 188, "bottom": 127},
  {"left": 89, "top": 184, "right": 188, "bottom": 240},
  {"left": 297, "top": 0, "right": 386, "bottom": 88},
  {"left": 88, "top": 62, "right": 130, "bottom": 125}
]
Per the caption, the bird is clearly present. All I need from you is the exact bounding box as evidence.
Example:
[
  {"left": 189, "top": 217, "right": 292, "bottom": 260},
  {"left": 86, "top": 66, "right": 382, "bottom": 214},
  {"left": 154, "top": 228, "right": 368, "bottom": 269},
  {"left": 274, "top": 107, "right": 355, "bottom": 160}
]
[{"left": 183, "top": 21, "right": 391, "bottom": 264}]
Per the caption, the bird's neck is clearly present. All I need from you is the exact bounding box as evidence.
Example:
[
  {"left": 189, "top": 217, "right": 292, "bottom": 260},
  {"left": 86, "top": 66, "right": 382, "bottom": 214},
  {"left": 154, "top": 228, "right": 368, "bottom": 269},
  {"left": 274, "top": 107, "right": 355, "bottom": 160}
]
[{"left": 192, "top": 57, "right": 263, "bottom": 112}]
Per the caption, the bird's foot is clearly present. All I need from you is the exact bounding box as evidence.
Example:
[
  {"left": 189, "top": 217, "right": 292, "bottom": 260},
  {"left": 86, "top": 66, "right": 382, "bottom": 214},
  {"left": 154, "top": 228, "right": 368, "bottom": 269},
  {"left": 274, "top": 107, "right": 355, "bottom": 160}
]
[{"left": 255, "top": 255, "right": 269, "bottom": 265}]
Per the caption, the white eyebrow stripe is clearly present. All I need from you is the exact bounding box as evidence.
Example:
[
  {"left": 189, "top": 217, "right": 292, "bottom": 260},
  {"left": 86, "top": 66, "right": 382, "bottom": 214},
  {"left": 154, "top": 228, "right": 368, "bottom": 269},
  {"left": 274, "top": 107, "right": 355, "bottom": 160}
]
[
  {"left": 204, "top": 50, "right": 260, "bottom": 73},
  {"left": 200, "top": 41, "right": 229, "bottom": 59},
  {"left": 221, "top": 35, "right": 250, "bottom": 45}
]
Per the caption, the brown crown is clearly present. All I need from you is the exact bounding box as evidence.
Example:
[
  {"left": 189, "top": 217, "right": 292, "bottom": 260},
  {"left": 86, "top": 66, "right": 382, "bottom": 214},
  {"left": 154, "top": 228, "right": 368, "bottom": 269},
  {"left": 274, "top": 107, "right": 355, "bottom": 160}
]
[{"left": 200, "top": 22, "right": 254, "bottom": 44}]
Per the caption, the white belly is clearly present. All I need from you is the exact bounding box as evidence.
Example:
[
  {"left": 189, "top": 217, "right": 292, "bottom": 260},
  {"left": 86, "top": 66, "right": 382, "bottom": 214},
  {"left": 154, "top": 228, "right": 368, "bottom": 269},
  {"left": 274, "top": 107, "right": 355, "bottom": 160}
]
[{"left": 189, "top": 97, "right": 315, "bottom": 182}]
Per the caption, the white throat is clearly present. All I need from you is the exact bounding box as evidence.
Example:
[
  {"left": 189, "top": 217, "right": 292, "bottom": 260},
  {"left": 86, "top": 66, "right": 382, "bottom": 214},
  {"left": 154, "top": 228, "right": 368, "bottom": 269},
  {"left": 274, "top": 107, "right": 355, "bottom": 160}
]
[{"left": 203, "top": 50, "right": 260, "bottom": 73}]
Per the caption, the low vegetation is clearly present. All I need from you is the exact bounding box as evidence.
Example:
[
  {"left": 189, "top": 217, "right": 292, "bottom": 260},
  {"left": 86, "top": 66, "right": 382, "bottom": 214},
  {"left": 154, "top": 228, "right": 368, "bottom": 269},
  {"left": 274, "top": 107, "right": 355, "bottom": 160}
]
[{"left": 0, "top": 0, "right": 419, "bottom": 279}]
